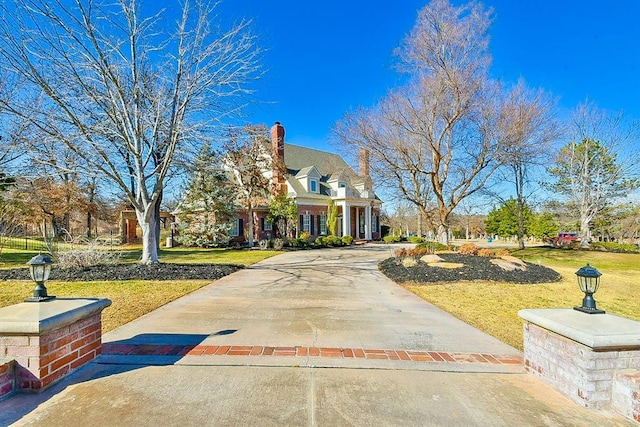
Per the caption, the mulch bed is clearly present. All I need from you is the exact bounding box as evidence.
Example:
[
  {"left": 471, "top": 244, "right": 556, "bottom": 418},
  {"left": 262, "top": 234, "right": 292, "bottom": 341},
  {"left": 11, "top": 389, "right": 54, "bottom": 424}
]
[
  {"left": 379, "top": 253, "right": 561, "bottom": 284},
  {"left": 0, "top": 263, "right": 242, "bottom": 282}
]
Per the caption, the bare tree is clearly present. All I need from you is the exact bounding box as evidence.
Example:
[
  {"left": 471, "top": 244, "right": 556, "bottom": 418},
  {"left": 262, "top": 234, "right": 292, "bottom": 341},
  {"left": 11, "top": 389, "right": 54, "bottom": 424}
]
[
  {"left": 223, "top": 125, "right": 271, "bottom": 248},
  {"left": 548, "top": 101, "right": 639, "bottom": 246},
  {"left": 335, "top": 104, "right": 435, "bottom": 237},
  {"left": 494, "top": 80, "right": 560, "bottom": 249},
  {"left": 0, "top": 0, "right": 261, "bottom": 263},
  {"left": 336, "top": 0, "right": 502, "bottom": 245}
]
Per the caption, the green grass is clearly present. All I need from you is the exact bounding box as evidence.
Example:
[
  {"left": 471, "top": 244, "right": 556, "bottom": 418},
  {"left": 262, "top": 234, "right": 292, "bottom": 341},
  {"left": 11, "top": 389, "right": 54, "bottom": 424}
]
[
  {"left": 406, "top": 247, "right": 640, "bottom": 350},
  {"left": 0, "top": 246, "right": 282, "bottom": 332},
  {"left": 1, "top": 246, "right": 282, "bottom": 268}
]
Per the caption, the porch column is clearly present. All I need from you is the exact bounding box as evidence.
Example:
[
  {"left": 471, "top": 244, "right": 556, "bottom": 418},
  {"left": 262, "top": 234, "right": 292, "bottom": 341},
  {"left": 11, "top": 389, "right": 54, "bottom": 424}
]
[
  {"left": 365, "top": 204, "right": 372, "bottom": 240},
  {"left": 341, "top": 202, "right": 350, "bottom": 237}
]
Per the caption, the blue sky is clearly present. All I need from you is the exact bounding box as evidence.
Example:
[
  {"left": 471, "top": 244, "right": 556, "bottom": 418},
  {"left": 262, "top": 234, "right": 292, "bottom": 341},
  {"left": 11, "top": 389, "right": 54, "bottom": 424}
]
[{"left": 226, "top": 0, "right": 640, "bottom": 151}]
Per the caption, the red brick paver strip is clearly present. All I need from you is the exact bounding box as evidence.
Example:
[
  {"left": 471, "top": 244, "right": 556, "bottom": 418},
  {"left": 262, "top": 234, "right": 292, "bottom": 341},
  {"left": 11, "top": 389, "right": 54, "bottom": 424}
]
[{"left": 102, "top": 344, "right": 522, "bottom": 366}]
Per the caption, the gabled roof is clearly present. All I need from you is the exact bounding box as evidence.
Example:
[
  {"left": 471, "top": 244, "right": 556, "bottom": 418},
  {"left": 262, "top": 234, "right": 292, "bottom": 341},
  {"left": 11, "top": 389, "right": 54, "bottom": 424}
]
[
  {"left": 294, "top": 165, "right": 321, "bottom": 179},
  {"left": 284, "top": 143, "right": 357, "bottom": 180}
]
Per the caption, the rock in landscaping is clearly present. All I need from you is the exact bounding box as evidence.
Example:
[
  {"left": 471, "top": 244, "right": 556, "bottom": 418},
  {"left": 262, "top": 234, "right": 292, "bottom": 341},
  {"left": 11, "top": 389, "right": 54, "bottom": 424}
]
[
  {"left": 429, "top": 262, "right": 464, "bottom": 269},
  {"left": 490, "top": 258, "right": 527, "bottom": 272},
  {"left": 420, "top": 254, "right": 444, "bottom": 264}
]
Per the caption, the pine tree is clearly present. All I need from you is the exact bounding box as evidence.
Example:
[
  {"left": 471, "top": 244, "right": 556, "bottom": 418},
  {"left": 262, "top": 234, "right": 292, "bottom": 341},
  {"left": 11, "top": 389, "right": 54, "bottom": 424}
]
[{"left": 176, "top": 143, "right": 237, "bottom": 247}]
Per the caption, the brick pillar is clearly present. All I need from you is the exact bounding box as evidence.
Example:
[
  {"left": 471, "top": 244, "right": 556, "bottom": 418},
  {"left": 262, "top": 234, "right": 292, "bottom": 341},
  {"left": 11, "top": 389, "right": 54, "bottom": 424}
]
[
  {"left": 0, "top": 359, "right": 14, "bottom": 400},
  {"left": 0, "top": 298, "right": 111, "bottom": 393},
  {"left": 519, "top": 308, "right": 640, "bottom": 419}
]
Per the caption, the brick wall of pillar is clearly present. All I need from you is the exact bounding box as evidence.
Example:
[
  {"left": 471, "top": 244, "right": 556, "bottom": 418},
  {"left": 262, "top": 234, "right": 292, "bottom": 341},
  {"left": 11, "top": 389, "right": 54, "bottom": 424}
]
[{"left": 0, "top": 313, "right": 104, "bottom": 392}]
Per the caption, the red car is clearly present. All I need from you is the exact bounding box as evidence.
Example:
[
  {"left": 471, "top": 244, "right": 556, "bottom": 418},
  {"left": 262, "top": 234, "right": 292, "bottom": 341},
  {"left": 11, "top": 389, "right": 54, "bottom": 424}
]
[{"left": 550, "top": 232, "right": 580, "bottom": 247}]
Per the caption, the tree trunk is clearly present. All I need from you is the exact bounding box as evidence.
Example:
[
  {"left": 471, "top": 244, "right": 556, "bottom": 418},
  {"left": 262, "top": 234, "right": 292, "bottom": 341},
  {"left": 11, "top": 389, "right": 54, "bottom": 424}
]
[
  {"left": 137, "top": 206, "right": 160, "bottom": 264},
  {"left": 154, "top": 190, "right": 163, "bottom": 252},
  {"left": 437, "top": 224, "right": 449, "bottom": 246},
  {"left": 87, "top": 212, "right": 92, "bottom": 239},
  {"left": 516, "top": 204, "right": 526, "bottom": 250},
  {"left": 580, "top": 215, "right": 592, "bottom": 248},
  {"left": 247, "top": 208, "right": 254, "bottom": 247}
]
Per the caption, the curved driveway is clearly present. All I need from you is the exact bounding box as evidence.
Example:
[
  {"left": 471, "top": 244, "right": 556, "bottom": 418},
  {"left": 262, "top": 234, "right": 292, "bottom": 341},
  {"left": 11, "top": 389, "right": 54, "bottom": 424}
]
[{"left": 1, "top": 245, "right": 633, "bottom": 426}]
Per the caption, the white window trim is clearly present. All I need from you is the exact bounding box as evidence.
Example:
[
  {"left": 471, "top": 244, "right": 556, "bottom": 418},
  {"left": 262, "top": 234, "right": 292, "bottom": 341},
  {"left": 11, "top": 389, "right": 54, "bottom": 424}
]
[
  {"left": 309, "top": 179, "right": 318, "bottom": 193},
  {"left": 230, "top": 219, "right": 239, "bottom": 236},
  {"left": 303, "top": 214, "right": 311, "bottom": 233},
  {"left": 319, "top": 213, "right": 327, "bottom": 235}
]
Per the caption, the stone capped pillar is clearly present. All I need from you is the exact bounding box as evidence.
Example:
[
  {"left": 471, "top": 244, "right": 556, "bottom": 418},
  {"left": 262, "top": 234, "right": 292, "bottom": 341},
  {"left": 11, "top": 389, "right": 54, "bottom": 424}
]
[
  {"left": 0, "top": 298, "right": 111, "bottom": 393},
  {"left": 519, "top": 308, "right": 640, "bottom": 420}
]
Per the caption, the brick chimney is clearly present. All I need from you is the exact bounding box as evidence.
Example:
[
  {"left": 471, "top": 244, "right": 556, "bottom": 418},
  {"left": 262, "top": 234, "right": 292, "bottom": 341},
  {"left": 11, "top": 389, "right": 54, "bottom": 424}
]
[
  {"left": 359, "top": 148, "right": 370, "bottom": 177},
  {"left": 270, "top": 121, "right": 286, "bottom": 193}
]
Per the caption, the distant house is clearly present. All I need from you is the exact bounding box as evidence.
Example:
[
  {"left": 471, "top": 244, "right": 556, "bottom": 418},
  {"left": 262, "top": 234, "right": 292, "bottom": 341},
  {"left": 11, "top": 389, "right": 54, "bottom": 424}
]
[{"left": 232, "top": 122, "right": 382, "bottom": 243}]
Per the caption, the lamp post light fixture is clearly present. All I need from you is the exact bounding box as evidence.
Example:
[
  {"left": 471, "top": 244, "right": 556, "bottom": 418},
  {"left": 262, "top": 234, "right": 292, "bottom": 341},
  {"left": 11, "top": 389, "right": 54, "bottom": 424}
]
[
  {"left": 574, "top": 263, "right": 605, "bottom": 314},
  {"left": 25, "top": 252, "right": 55, "bottom": 302}
]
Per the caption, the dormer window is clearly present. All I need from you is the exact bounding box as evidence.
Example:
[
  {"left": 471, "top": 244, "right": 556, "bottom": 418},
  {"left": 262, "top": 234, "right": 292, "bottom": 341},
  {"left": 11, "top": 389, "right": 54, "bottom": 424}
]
[
  {"left": 338, "top": 182, "right": 346, "bottom": 188},
  {"left": 310, "top": 179, "right": 318, "bottom": 193}
]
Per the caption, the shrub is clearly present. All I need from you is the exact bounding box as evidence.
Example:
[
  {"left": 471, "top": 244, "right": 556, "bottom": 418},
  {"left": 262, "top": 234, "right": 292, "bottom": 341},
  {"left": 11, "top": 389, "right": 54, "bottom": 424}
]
[
  {"left": 56, "top": 242, "right": 121, "bottom": 269},
  {"left": 324, "top": 235, "right": 343, "bottom": 247},
  {"left": 401, "top": 258, "right": 417, "bottom": 267},
  {"left": 416, "top": 241, "right": 447, "bottom": 254},
  {"left": 590, "top": 242, "right": 639, "bottom": 253},
  {"left": 289, "top": 238, "right": 310, "bottom": 248},
  {"left": 407, "top": 236, "right": 425, "bottom": 244},
  {"left": 477, "top": 248, "right": 493, "bottom": 257},
  {"left": 407, "top": 247, "right": 429, "bottom": 257},
  {"left": 383, "top": 235, "right": 402, "bottom": 244},
  {"left": 273, "top": 238, "right": 285, "bottom": 250},
  {"left": 496, "top": 248, "right": 511, "bottom": 256},
  {"left": 458, "top": 242, "right": 479, "bottom": 255},
  {"left": 314, "top": 236, "right": 325, "bottom": 247},
  {"left": 393, "top": 248, "right": 407, "bottom": 259},
  {"left": 342, "top": 235, "right": 354, "bottom": 245}
]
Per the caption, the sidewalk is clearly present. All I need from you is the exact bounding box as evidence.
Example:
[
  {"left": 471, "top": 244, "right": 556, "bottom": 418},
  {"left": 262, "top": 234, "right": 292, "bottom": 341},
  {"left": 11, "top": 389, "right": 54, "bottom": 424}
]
[{"left": 0, "top": 245, "right": 633, "bottom": 426}]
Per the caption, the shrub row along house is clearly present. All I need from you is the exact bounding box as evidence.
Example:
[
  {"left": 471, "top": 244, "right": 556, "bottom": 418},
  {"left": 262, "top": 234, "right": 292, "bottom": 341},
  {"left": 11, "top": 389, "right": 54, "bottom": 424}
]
[{"left": 227, "top": 122, "right": 382, "bottom": 244}]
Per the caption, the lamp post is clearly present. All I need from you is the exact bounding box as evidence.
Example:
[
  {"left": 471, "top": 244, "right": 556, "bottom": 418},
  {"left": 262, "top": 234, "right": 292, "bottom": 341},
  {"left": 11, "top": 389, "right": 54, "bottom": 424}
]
[
  {"left": 25, "top": 253, "right": 55, "bottom": 302},
  {"left": 574, "top": 263, "right": 605, "bottom": 314}
]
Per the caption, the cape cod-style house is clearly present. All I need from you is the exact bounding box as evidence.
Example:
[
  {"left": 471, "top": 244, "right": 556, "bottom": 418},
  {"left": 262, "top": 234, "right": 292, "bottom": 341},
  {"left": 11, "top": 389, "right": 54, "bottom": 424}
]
[{"left": 232, "top": 122, "right": 382, "bottom": 243}]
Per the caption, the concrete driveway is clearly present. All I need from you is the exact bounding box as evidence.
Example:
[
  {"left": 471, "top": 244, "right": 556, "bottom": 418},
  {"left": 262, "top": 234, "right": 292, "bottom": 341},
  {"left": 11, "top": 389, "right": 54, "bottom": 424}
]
[{"left": 0, "top": 245, "right": 633, "bottom": 426}]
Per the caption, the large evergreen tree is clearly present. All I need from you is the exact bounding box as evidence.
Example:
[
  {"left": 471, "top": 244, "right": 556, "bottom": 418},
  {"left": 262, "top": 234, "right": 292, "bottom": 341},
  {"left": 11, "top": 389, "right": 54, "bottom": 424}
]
[
  {"left": 485, "top": 199, "right": 533, "bottom": 239},
  {"left": 176, "top": 142, "right": 237, "bottom": 247}
]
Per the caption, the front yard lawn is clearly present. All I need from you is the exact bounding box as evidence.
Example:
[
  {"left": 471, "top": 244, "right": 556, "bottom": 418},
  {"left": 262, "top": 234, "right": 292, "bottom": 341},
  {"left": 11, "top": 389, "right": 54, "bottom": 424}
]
[{"left": 399, "top": 247, "right": 639, "bottom": 350}]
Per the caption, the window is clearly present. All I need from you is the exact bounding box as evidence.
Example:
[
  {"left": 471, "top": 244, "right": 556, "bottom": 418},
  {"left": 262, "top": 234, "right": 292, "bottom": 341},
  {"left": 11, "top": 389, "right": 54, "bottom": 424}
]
[
  {"left": 372, "top": 214, "right": 378, "bottom": 233},
  {"left": 310, "top": 179, "right": 318, "bottom": 193},
  {"left": 359, "top": 211, "right": 365, "bottom": 234},
  {"left": 319, "top": 213, "right": 327, "bottom": 235},
  {"left": 338, "top": 182, "right": 346, "bottom": 188},
  {"left": 230, "top": 218, "right": 239, "bottom": 236},
  {"left": 263, "top": 220, "right": 272, "bottom": 231},
  {"left": 302, "top": 214, "right": 311, "bottom": 233}
]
